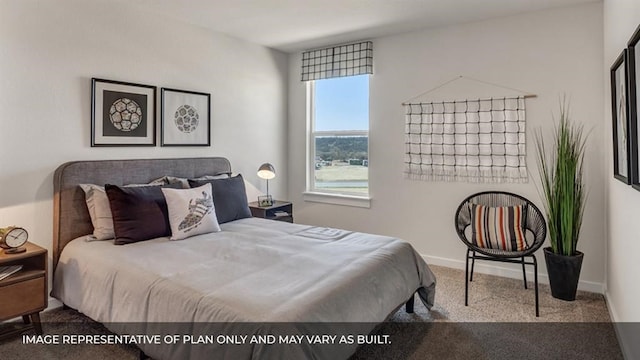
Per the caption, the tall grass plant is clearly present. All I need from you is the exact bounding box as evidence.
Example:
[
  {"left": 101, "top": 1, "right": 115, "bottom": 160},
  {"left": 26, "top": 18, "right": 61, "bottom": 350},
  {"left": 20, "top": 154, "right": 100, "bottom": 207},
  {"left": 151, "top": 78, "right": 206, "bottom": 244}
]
[{"left": 535, "top": 100, "right": 587, "bottom": 256}]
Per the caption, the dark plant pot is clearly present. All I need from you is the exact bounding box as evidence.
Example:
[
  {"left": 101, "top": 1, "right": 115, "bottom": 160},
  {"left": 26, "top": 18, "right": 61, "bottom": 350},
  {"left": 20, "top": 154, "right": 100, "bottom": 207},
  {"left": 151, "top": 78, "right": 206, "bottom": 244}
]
[{"left": 544, "top": 247, "right": 584, "bottom": 301}]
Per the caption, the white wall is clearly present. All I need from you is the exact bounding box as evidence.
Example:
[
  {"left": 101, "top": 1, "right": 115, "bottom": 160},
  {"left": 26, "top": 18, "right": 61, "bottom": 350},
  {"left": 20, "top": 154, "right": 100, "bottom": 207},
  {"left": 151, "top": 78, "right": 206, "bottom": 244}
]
[
  {"left": 0, "top": 0, "right": 288, "bottom": 293},
  {"left": 288, "top": 3, "right": 605, "bottom": 290},
  {"left": 604, "top": 0, "right": 640, "bottom": 357}
]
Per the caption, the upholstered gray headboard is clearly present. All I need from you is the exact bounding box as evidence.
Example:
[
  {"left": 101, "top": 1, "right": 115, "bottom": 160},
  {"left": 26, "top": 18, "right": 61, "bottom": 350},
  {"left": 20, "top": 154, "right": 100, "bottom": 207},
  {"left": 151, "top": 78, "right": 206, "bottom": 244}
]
[{"left": 52, "top": 157, "right": 232, "bottom": 270}]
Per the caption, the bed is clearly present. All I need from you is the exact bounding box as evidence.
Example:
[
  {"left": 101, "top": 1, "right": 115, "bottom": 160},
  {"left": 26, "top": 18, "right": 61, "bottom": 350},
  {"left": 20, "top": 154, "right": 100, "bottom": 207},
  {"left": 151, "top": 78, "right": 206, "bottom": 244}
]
[{"left": 50, "top": 157, "right": 436, "bottom": 360}]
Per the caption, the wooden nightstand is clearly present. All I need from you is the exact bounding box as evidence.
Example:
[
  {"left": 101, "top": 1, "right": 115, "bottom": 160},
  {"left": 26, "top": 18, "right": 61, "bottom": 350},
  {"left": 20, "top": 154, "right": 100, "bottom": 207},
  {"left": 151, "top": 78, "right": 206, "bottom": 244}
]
[
  {"left": 249, "top": 200, "right": 293, "bottom": 223},
  {"left": 0, "top": 242, "right": 47, "bottom": 340}
]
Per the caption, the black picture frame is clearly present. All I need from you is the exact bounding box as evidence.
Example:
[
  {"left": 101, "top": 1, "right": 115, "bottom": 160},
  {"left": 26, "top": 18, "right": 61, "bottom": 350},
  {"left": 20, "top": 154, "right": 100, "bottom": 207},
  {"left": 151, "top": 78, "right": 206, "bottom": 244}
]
[
  {"left": 258, "top": 195, "right": 273, "bottom": 207},
  {"left": 611, "top": 50, "right": 631, "bottom": 184},
  {"left": 91, "top": 78, "right": 156, "bottom": 146},
  {"left": 627, "top": 24, "right": 640, "bottom": 190},
  {"left": 161, "top": 88, "right": 211, "bottom": 146}
]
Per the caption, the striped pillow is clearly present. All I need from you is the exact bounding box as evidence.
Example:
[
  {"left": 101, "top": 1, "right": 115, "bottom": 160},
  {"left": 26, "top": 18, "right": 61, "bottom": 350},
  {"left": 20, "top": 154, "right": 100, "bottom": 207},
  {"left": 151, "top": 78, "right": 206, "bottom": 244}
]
[{"left": 470, "top": 204, "right": 527, "bottom": 251}]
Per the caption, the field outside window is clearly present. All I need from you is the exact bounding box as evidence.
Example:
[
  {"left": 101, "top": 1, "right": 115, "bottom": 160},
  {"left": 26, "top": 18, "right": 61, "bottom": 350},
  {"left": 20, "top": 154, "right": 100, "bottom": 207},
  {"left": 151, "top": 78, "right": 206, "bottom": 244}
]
[{"left": 310, "top": 75, "right": 369, "bottom": 197}]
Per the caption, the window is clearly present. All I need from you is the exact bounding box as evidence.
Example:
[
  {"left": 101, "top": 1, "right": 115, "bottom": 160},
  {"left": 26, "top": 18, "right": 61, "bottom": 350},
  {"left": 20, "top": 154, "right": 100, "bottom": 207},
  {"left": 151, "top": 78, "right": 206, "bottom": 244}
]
[{"left": 308, "top": 74, "right": 369, "bottom": 198}]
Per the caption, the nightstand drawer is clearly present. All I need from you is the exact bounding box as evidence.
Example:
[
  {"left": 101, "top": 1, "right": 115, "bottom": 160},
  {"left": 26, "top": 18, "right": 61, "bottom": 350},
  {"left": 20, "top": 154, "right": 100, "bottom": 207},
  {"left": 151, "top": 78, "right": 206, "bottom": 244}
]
[{"left": 0, "top": 277, "right": 45, "bottom": 320}]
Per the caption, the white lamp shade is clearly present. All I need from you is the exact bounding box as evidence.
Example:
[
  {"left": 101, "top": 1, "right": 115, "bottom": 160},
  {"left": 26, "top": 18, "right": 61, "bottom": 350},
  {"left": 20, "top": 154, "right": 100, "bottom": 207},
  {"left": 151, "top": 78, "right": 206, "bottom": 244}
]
[{"left": 257, "top": 163, "right": 276, "bottom": 180}]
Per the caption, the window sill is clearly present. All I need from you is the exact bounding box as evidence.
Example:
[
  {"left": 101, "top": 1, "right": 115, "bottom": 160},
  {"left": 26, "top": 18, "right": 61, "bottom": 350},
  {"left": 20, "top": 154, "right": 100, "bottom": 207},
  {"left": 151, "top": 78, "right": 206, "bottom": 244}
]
[{"left": 302, "top": 191, "right": 371, "bottom": 208}]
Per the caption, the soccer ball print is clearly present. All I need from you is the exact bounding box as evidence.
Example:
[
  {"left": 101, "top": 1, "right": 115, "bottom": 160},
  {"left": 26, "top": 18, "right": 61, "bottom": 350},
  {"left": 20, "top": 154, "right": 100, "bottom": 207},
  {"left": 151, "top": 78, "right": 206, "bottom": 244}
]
[
  {"left": 161, "top": 88, "right": 210, "bottom": 146},
  {"left": 174, "top": 104, "right": 199, "bottom": 133},
  {"left": 109, "top": 98, "right": 143, "bottom": 132}
]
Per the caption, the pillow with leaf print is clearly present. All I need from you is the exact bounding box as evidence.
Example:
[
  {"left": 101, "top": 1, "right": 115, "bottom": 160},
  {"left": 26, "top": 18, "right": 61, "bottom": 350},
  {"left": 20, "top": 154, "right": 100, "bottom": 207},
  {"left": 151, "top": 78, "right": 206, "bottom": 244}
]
[{"left": 161, "top": 183, "right": 221, "bottom": 240}]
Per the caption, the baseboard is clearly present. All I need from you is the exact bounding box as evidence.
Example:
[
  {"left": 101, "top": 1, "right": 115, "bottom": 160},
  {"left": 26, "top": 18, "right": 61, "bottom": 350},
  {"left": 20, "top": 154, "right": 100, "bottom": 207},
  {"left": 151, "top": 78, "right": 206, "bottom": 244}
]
[
  {"left": 423, "top": 254, "right": 604, "bottom": 294},
  {"left": 605, "top": 291, "right": 637, "bottom": 360},
  {"left": 605, "top": 292, "right": 624, "bottom": 354},
  {"left": 605, "top": 291, "right": 619, "bottom": 321}
]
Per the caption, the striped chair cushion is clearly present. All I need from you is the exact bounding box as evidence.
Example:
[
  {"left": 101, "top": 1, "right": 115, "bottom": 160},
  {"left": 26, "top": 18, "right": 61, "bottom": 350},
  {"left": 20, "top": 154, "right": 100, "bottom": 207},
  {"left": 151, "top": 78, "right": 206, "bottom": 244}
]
[{"left": 470, "top": 204, "right": 527, "bottom": 251}]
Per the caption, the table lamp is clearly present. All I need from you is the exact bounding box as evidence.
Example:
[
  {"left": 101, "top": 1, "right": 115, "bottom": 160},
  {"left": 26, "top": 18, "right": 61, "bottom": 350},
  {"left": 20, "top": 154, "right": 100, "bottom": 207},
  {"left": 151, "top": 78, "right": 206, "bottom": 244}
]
[{"left": 257, "top": 163, "right": 275, "bottom": 207}]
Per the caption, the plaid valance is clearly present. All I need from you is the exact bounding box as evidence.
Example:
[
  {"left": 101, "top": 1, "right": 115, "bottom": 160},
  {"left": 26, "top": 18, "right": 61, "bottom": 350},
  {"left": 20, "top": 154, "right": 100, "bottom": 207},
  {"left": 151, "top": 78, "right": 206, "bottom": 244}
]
[{"left": 301, "top": 41, "right": 373, "bottom": 81}]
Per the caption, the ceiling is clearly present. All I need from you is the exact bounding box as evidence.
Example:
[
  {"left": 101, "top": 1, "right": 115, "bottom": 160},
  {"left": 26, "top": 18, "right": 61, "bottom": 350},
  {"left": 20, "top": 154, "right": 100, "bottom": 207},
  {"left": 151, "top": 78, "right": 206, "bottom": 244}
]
[{"left": 127, "top": 0, "right": 597, "bottom": 52}]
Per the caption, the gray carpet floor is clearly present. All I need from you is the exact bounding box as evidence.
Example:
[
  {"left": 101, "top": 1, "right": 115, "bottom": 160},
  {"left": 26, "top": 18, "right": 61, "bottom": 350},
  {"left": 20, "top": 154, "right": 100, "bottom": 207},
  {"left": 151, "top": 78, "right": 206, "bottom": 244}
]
[{"left": 0, "top": 265, "right": 623, "bottom": 359}]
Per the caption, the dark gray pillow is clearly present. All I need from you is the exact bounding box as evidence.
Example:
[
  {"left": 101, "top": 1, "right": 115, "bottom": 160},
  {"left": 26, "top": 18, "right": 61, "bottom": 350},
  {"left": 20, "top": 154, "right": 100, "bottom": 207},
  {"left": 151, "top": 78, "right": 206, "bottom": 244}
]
[
  {"left": 188, "top": 174, "right": 251, "bottom": 224},
  {"left": 105, "top": 183, "right": 181, "bottom": 245}
]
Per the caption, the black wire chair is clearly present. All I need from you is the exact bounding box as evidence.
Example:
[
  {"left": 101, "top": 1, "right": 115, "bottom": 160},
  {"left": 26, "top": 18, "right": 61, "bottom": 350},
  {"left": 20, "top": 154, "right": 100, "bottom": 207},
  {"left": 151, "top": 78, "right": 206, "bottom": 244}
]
[{"left": 454, "top": 191, "right": 547, "bottom": 317}]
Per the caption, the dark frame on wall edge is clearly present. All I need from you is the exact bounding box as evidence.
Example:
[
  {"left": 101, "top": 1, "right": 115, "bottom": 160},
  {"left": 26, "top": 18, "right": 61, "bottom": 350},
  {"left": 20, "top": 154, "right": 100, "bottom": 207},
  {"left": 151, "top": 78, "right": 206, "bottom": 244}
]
[
  {"left": 627, "top": 23, "right": 640, "bottom": 191},
  {"left": 611, "top": 49, "right": 632, "bottom": 184}
]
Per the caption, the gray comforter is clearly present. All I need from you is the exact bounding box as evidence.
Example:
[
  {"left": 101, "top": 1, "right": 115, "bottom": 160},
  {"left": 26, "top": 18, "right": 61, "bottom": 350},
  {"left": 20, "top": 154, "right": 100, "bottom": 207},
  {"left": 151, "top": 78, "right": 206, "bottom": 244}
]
[{"left": 52, "top": 218, "right": 436, "bottom": 359}]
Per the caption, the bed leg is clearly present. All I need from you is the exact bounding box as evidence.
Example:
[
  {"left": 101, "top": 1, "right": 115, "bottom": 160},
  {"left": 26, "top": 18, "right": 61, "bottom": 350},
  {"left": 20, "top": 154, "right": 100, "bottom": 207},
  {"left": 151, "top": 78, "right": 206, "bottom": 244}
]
[{"left": 405, "top": 294, "right": 415, "bottom": 313}]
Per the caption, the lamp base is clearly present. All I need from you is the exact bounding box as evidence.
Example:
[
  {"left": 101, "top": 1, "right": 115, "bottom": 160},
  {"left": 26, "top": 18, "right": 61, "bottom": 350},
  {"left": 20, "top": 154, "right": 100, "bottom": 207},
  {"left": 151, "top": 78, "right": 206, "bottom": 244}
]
[{"left": 258, "top": 195, "right": 273, "bottom": 207}]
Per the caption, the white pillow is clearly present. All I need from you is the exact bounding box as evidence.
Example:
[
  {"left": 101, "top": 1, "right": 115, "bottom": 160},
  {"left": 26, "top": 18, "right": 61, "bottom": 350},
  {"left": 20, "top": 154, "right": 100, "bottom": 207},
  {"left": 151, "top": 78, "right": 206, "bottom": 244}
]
[
  {"left": 79, "top": 184, "right": 114, "bottom": 241},
  {"left": 79, "top": 179, "right": 170, "bottom": 241},
  {"left": 161, "top": 183, "right": 221, "bottom": 240}
]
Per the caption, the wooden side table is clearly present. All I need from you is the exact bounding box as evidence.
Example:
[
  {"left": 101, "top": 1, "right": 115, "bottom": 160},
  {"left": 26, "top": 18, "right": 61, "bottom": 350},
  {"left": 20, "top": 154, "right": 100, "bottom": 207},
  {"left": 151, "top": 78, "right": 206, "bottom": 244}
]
[
  {"left": 0, "top": 242, "right": 47, "bottom": 339},
  {"left": 249, "top": 200, "right": 293, "bottom": 223}
]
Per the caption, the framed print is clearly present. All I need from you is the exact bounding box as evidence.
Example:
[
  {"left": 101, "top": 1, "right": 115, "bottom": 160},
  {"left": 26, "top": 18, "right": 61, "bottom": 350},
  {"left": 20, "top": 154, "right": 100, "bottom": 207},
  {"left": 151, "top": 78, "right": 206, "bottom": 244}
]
[
  {"left": 611, "top": 49, "right": 631, "bottom": 184},
  {"left": 628, "top": 24, "right": 640, "bottom": 190},
  {"left": 258, "top": 195, "right": 273, "bottom": 207},
  {"left": 91, "top": 78, "right": 156, "bottom": 146},
  {"left": 161, "top": 88, "right": 211, "bottom": 146}
]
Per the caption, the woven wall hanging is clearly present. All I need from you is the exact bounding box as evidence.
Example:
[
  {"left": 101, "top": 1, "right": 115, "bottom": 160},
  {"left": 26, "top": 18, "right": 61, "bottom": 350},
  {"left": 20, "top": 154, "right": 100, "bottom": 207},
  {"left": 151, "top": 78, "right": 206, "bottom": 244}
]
[{"left": 403, "top": 76, "right": 535, "bottom": 183}]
